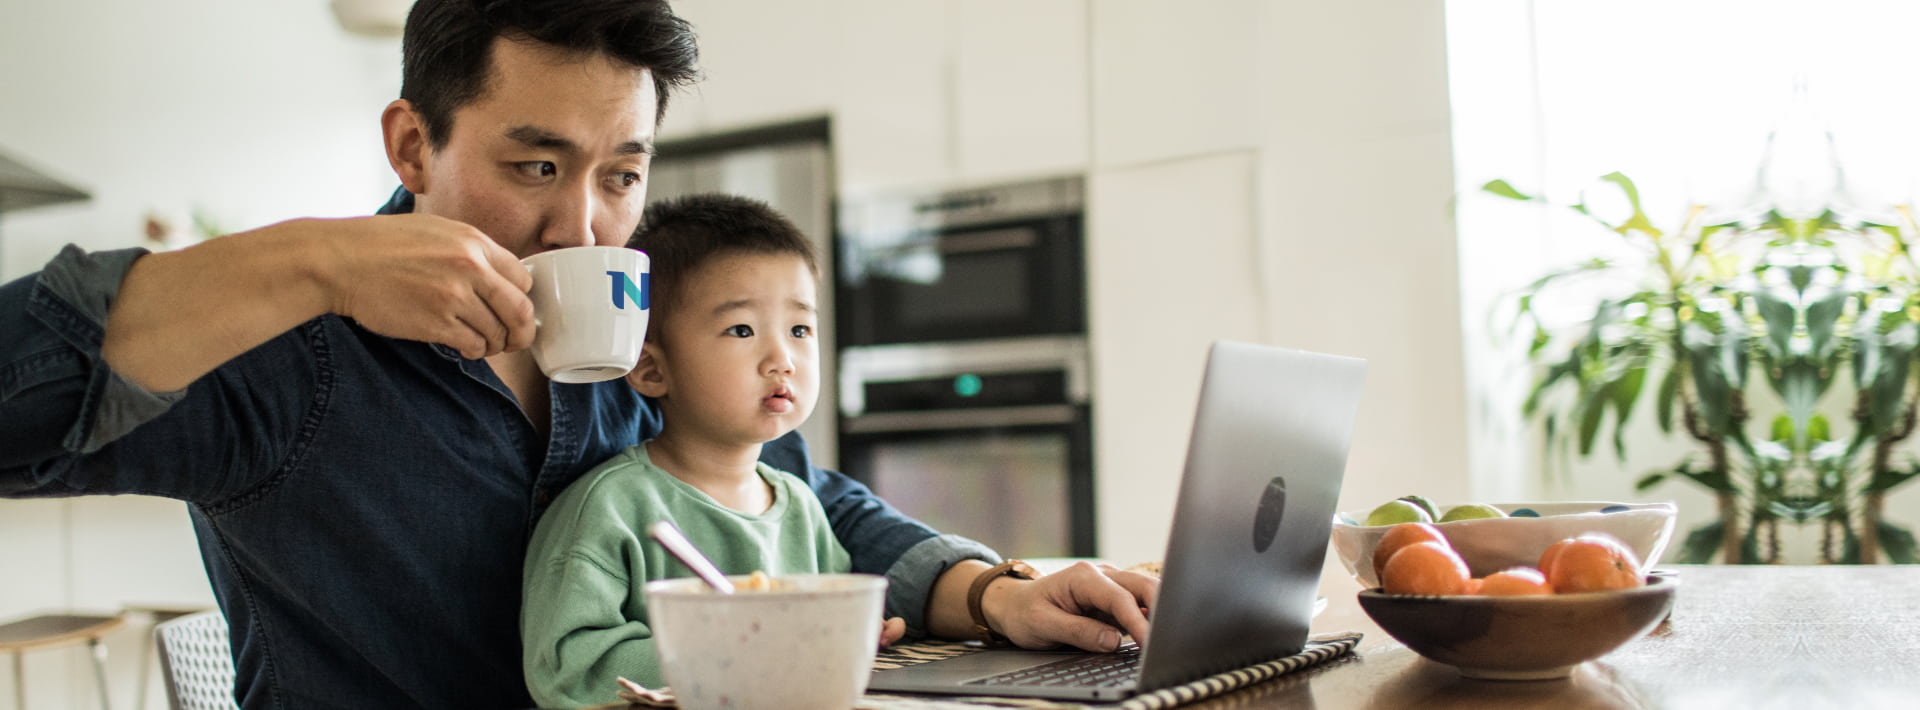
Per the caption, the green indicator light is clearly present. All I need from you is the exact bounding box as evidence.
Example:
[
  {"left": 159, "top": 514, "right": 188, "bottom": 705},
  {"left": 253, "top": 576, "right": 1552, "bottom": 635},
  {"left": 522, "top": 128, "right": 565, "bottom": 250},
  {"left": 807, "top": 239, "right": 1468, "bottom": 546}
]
[{"left": 954, "top": 374, "right": 984, "bottom": 397}]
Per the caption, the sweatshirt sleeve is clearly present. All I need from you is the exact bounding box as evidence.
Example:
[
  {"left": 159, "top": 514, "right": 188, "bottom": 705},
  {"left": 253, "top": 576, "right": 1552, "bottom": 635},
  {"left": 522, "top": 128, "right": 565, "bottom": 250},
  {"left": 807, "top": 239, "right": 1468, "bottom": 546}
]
[{"left": 521, "top": 547, "right": 663, "bottom": 707}]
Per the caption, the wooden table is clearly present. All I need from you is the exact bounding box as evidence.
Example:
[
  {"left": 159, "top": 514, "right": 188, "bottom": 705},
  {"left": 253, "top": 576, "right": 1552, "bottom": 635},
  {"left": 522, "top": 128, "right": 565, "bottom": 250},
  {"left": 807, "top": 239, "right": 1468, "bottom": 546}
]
[{"left": 1175, "top": 564, "right": 1920, "bottom": 709}]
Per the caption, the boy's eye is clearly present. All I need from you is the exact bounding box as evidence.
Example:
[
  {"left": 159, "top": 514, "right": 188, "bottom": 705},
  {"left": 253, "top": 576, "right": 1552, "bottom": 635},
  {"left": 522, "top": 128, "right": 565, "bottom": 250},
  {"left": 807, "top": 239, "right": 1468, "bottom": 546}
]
[
  {"left": 790, "top": 325, "right": 813, "bottom": 338},
  {"left": 724, "top": 324, "right": 754, "bottom": 338},
  {"left": 515, "top": 161, "right": 557, "bottom": 179}
]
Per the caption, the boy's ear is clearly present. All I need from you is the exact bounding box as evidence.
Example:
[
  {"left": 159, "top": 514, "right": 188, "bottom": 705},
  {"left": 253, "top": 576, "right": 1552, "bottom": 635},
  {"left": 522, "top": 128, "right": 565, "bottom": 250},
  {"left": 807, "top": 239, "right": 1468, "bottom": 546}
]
[
  {"left": 627, "top": 343, "right": 669, "bottom": 398},
  {"left": 381, "top": 99, "right": 431, "bottom": 195}
]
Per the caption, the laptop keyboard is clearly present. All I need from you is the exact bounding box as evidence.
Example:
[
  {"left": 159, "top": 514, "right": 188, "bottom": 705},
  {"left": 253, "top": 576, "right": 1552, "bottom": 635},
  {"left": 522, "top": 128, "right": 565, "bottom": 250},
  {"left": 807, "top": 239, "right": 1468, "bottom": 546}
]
[{"left": 963, "top": 646, "right": 1142, "bottom": 689}]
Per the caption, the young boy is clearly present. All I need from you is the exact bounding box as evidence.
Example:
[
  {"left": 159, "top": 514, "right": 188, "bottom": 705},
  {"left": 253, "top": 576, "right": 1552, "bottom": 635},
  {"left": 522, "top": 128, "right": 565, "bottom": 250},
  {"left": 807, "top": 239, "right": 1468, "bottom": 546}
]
[{"left": 519, "top": 194, "right": 902, "bottom": 707}]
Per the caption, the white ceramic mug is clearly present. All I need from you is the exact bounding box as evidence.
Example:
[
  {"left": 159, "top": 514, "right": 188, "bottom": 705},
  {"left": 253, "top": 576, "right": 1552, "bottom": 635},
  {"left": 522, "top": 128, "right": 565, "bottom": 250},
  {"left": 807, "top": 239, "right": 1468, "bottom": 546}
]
[{"left": 522, "top": 246, "right": 650, "bottom": 383}]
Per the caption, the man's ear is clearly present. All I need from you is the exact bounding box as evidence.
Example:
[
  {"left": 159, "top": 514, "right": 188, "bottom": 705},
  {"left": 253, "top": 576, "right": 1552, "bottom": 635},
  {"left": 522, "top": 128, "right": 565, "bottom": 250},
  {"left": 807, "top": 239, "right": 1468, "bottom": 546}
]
[
  {"left": 381, "top": 99, "right": 431, "bottom": 195},
  {"left": 627, "top": 343, "right": 669, "bottom": 398}
]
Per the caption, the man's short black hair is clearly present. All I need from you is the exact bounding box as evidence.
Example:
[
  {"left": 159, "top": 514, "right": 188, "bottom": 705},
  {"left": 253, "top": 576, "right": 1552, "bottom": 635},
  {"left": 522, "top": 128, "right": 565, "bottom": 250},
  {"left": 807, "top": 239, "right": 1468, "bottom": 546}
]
[
  {"left": 627, "top": 194, "right": 819, "bottom": 338},
  {"left": 401, "top": 0, "right": 701, "bottom": 148}
]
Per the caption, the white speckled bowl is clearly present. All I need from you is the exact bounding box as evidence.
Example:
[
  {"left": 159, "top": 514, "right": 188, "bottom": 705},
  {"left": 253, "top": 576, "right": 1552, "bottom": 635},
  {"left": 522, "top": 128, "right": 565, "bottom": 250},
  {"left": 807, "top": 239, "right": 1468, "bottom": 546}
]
[
  {"left": 646, "top": 573, "right": 887, "bottom": 710},
  {"left": 1330, "top": 501, "right": 1677, "bottom": 588}
]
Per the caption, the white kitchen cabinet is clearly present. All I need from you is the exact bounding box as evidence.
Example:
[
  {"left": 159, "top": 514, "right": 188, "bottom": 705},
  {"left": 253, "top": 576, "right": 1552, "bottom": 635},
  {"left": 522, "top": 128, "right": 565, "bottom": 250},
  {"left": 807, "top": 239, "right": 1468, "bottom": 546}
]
[
  {"left": 828, "top": 0, "right": 954, "bottom": 190},
  {"left": 1091, "top": 0, "right": 1259, "bottom": 169},
  {"left": 666, "top": 0, "right": 840, "bottom": 134},
  {"left": 951, "top": 0, "right": 1090, "bottom": 183},
  {"left": 1086, "top": 151, "right": 1263, "bottom": 564}
]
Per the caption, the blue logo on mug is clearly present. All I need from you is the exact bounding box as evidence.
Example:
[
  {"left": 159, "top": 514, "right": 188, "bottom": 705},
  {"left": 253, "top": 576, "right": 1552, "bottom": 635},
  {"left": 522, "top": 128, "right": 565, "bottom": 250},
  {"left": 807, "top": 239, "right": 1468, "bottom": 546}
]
[{"left": 607, "top": 271, "right": 650, "bottom": 310}]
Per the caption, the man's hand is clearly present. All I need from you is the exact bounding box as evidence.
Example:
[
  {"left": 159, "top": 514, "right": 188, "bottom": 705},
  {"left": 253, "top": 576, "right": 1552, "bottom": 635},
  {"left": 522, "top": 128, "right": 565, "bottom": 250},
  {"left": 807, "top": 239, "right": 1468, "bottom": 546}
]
[
  {"left": 104, "top": 215, "right": 537, "bottom": 392},
  {"left": 315, "top": 214, "right": 535, "bottom": 360},
  {"left": 981, "top": 562, "right": 1158, "bottom": 653}
]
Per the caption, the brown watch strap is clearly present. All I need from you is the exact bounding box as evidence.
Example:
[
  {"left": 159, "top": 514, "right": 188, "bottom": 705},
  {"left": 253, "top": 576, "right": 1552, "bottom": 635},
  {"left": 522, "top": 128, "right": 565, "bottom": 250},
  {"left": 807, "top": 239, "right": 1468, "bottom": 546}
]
[{"left": 966, "top": 559, "right": 1039, "bottom": 647}]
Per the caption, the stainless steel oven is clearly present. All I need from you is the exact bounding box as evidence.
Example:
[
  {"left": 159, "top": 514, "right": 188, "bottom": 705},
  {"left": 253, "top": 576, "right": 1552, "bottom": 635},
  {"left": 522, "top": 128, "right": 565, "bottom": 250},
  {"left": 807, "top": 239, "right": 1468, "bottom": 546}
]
[
  {"left": 836, "top": 176, "right": 1083, "bottom": 347},
  {"left": 837, "top": 337, "right": 1094, "bottom": 558}
]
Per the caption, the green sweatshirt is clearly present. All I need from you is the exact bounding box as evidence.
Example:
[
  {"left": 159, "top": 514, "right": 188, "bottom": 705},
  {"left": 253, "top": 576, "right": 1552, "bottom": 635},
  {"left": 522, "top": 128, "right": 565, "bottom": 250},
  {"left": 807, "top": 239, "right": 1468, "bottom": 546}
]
[{"left": 520, "top": 443, "right": 851, "bottom": 708}]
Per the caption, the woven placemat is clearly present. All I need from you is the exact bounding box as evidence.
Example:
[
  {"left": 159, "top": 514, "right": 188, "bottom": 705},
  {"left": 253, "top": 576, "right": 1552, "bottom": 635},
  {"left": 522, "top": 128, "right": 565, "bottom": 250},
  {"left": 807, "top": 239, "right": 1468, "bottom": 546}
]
[{"left": 616, "top": 632, "right": 1362, "bottom": 709}]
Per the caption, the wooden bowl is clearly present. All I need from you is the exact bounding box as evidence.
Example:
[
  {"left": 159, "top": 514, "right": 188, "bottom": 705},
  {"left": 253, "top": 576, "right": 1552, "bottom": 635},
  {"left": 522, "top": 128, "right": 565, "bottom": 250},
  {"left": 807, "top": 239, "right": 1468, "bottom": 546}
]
[{"left": 1357, "top": 575, "right": 1677, "bottom": 680}]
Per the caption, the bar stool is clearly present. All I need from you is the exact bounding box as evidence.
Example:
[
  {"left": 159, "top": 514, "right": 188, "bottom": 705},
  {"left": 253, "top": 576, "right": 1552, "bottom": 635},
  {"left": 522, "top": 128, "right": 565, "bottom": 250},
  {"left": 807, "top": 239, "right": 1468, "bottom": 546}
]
[{"left": 0, "top": 611, "right": 127, "bottom": 710}]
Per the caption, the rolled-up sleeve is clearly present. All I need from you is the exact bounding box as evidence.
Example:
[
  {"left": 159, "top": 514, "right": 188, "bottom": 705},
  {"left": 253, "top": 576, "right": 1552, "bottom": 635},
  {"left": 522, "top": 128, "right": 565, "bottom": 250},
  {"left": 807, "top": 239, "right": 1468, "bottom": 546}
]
[
  {"left": 0, "top": 246, "right": 184, "bottom": 479},
  {"left": 883, "top": 534, "right": 1001, "bottom": 638},
  {"left": 2, "top": 244, "right": 309, "bottom": 504}
]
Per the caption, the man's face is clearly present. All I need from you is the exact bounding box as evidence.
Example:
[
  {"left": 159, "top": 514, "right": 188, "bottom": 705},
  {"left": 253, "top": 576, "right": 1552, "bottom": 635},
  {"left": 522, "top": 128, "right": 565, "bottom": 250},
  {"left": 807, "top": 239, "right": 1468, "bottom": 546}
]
[{"left": 412, "top": 37, "right": 658, "bottom": 259}]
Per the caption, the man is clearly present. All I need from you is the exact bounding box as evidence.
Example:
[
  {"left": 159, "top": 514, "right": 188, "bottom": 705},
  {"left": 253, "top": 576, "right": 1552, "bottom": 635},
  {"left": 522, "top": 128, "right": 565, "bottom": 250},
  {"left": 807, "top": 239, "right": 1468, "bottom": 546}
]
[{"left": 0, "top": 1, "right": 1155, "bottom": 707}]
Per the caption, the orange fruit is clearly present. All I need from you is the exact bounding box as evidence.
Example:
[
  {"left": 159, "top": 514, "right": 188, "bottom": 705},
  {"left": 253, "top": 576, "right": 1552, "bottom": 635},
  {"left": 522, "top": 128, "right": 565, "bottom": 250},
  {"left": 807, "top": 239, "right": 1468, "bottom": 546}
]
[
  {"left": 1540, "top": 534, "right": 1644, "bottom": 593},
  {"left": 1381, "top": 541, "right": 1471, "bottom": 595},
  {"left": 1477, "top": 566, "right": 1554, "bottom": 595},
  {"left": 1372, "top": 523, "right": 1447, "bottom": 581},
  {"left": 1537, "top": 538, "right": 1579, "bottom": 580},
  {"left": 1464, "top": 578, "right": 1485, "bottom": 595}
]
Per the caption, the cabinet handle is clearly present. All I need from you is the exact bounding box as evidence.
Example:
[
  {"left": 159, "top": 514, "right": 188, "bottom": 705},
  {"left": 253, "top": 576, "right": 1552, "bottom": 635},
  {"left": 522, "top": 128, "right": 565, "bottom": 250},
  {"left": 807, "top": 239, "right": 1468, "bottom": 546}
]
[{"left": 841, "top": 405, "right": 1078, "bottom": 434}]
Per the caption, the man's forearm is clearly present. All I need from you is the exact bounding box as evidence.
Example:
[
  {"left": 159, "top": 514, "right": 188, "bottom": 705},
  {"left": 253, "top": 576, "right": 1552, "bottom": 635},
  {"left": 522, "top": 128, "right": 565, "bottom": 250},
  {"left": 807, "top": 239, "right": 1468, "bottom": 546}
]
[
  {"left": 102, "top": 220, "right": 333, "bottom": 392},
  {"left": 927, "top": 559, "right": 1008, "bottom": 640}
]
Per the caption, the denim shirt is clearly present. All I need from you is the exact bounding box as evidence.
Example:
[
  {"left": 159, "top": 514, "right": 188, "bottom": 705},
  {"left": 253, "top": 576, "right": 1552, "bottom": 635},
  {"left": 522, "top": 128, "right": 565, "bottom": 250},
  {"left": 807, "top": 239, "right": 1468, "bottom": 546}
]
[{"left": 0, "top": 188, "right": 997, "bottom": 709}]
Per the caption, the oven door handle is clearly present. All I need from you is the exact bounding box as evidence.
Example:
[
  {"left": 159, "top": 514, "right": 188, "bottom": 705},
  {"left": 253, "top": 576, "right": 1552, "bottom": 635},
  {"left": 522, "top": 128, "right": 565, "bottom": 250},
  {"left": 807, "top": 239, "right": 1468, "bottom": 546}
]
[{"left": 840, "top": 405, "right": 1078, "bottom": 434}]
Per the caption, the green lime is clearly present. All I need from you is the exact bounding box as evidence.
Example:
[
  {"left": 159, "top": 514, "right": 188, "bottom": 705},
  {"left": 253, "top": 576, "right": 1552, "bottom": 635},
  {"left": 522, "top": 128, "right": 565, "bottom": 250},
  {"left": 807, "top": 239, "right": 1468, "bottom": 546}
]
[
  {"left": 1439, "top": 503, "right": 1507, "bottom": 522},
  {"left": 1397, "top": 495, "right": 1441, "bottom": 522},
  {"left": 1364, "top": 500, "right": 1433, "bottom": 527}
]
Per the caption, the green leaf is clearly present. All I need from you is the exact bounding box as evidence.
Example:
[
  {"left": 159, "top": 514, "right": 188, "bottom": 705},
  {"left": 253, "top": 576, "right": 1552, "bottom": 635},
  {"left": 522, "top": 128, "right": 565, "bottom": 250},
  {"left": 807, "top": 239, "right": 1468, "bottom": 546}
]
[
  {"left": 1770, "top": 414, "right": 1793, "bottom": 443},
  {"left": 1598, "top": 172, "right": 1663, "bottom": 237},
  {"left": 1806, "top": 292, "right": 1847, "bottom": 359},
  {"left": 1865, "top": 466, "right": 1920, "bottom": 494},
  {"left": 1679, "top": 521, "right": 1726, "bottom": 563},
  {"left": 1612, "top": 366, "right": 1646, "bottom": 425},
  {"left": 1482, "top": 179, "right": 1535, "bottom": 201},
  {"left": 1576, "top": 383, "right": 1611, "bottom": 457},
  {"left": 1867, "top": 322, "right": 1916, "bottom": 433},
  {"left": 1786, "top": 266, "right": 1815, "bottom": 293},
  {"left": 1655, "top": 365, "right": 1680, "bottom": 434},
  {"left": 1776, "top": 361, "right": 1829, "bottom": 437},
  {"left": 1635, "top": 470, "right": 1669, "bottom": 491},
  {"left": 1808, "top": 413, "right": 1831, "bottom": 442},
  {"left": 1675, "top": 466, "right": 1737, "bottom": 493},
  {"left": 1684, "top": 321, "right": 1736, "bottom": 436},
  {"left": 1881, "top": 522, "right": 1920, "bottom": 564},
  {"left": 1756, "top": 292, "right": 1795, "bottom": 360}
]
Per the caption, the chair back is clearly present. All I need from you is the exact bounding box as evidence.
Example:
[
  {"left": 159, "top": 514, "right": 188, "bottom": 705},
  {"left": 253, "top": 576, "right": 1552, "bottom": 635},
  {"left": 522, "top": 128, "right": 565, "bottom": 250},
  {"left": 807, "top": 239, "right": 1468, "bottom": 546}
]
[{"left": 154, "top": 609, "right": 238, "bottom": 710}]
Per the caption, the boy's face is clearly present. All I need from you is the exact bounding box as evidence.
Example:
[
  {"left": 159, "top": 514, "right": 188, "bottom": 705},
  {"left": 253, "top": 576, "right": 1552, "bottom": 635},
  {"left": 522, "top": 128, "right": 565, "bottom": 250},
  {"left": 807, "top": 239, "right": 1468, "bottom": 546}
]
[
  {"left": 643, "top": 252, "right": 821, "bottom": 446},
  {"left": 406, "top": 37, "right": 658, "bottom": 259}
]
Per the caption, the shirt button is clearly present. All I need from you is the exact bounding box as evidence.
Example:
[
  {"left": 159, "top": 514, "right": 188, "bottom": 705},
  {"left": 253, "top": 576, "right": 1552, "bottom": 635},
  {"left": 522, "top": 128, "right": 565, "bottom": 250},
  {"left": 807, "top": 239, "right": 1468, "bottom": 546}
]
[{"left": 534, "top": 487, "right": 553, "bottom": 506}]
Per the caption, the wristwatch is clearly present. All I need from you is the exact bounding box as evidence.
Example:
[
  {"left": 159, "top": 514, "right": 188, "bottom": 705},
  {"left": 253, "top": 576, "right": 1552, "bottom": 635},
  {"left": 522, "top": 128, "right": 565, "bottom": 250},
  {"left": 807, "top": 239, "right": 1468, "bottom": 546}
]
[{"left": 966, "top": 559, "right": 1039, "bottom": 647}]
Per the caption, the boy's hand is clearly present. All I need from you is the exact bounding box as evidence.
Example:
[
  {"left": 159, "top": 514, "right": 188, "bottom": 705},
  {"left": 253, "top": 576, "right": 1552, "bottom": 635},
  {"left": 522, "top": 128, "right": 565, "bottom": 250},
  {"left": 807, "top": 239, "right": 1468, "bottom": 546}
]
[{"left": 878, "top": 616, "right": 907, "bottom": 648}]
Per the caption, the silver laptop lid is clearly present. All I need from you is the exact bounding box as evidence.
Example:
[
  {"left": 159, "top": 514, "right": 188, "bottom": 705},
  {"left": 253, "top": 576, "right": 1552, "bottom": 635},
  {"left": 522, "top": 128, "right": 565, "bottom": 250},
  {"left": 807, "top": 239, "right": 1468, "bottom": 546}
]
[{"left": 1135, "top": 341, "right": 1366, "bottom": 689}]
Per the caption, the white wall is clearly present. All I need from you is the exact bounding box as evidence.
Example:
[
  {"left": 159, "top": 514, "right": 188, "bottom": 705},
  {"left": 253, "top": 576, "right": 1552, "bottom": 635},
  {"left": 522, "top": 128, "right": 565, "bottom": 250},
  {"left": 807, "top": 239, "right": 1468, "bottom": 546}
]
[
  {"left": 1, "top": 0, "right": 1467, "bottom": 705},
  {"left": 0, "top": 1, "right": 400, "bottom": 706}
]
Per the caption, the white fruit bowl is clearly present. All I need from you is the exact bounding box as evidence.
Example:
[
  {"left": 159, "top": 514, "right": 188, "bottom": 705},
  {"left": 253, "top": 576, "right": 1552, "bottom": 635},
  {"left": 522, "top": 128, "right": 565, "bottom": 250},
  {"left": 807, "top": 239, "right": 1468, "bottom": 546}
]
[{"left": 1329, "top": 501, "right": 1677, "bottom": 589}]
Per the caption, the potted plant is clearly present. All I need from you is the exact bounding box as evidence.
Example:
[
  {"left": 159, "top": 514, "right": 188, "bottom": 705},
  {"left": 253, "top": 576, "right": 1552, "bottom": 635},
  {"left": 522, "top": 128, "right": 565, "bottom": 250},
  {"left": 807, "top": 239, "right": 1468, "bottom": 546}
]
[{"left": 1494, "top": 174, "right": 1920, "bottom": 563}]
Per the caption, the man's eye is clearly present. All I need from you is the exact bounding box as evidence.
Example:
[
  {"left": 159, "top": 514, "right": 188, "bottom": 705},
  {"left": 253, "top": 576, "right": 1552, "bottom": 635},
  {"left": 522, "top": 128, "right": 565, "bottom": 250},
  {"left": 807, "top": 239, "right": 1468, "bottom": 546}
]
[
  {"left": 515, "top": 162, "right": 557, "bottom": 179},
  {"left": 790, "top": 325, "right": 813, "bottom": 338},
  {"left": 724, "top": 324, "right": 754, "bottom": 338},
  {"left": 612, "top": 171, "right": 643, "bottom": 188}
]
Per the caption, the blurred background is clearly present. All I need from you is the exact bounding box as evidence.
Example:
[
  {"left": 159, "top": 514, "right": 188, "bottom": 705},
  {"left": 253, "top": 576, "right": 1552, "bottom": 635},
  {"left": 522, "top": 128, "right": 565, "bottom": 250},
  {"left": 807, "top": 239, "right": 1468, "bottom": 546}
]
[{"left": 1, "top": 0, "right": 1912, "bottom": 706}]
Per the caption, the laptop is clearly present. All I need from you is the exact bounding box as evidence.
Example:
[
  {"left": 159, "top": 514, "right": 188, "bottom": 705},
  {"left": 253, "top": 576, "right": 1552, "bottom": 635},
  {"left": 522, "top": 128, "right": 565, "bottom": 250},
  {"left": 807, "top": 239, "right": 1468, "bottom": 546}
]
[{"left": 868, "top": 340, "right": 1366, "bottom": 701}]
